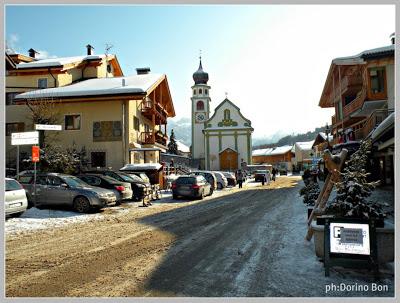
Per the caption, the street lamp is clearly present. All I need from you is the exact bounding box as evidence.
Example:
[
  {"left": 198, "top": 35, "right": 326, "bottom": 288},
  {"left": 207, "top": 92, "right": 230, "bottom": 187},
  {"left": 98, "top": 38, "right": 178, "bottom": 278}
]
[{"left": 325, "top": 123, "right": 331, "bottom": 150}]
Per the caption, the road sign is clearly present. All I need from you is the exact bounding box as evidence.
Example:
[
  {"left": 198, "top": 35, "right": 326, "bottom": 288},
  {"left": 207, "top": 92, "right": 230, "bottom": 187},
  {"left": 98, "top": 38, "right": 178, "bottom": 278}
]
[
  {"left": 35, "top": 124, "right": 62, "bottom": 131},
  {"left": 32, "top": 146, "right": 40, "bottom": 162},
  {"left": 11, "top": 131, "right": 39, "bottom": 145}
]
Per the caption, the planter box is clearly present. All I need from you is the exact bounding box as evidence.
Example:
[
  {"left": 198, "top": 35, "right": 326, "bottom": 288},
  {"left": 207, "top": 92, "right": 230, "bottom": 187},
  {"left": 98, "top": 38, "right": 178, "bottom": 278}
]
[{"left": 311, "top": 220, "right": 394, "bottom": 263}]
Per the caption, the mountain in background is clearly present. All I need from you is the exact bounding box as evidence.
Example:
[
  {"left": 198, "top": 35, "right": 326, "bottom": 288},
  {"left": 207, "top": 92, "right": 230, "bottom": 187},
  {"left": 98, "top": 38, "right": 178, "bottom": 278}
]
[
  {"left": 167, "top": 117, "right": 191, "bottom": 147},
  {"left": 167, "top": 117, "right": 327, "bottom": 150}
]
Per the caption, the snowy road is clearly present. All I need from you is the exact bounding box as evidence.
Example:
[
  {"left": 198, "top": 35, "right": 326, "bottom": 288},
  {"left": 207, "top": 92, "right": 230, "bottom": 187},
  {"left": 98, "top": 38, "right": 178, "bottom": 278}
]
[{"left": 5, "top": 176, "right": 394, "bottom": 297}]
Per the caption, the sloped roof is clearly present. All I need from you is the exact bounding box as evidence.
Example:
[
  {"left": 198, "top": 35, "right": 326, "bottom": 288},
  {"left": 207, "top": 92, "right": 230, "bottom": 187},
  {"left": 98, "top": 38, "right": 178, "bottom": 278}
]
[
  {"left": 318, "top": 132, "right": 333, "bottom": 141},
  {"left": 295, "top": 140, "right": 314, "bottom": 151},
  {"left": 15, "top": 73, "right": 165, "bottom": 99},
  {"left": 16, "top": 54, "right": 107, "bottom": 69},
  {"left": 252, "top": 145, "right": 293, "bottom": 156},
  {"left": 332, "top": 44, "right": 394, "bottom": 64}
]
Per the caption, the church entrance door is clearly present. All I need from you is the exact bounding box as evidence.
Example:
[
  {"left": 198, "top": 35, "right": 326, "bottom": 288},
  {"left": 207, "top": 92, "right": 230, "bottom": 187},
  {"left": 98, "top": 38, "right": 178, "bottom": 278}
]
[{"left": 219, "top": 148, "right": 238, "bottom": 171}]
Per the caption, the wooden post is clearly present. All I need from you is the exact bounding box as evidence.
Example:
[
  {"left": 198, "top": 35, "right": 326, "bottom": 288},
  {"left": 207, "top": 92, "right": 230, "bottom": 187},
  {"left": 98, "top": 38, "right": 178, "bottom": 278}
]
[{"left": 305, "top": 148, "right": 348, "bottom": 241}]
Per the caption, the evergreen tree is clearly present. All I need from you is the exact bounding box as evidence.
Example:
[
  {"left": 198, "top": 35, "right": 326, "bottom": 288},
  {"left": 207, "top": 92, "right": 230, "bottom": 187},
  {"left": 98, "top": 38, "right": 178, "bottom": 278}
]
[
  {"left": 167, "top": 129, "right": 179, "bottom": 155},
  {"left": 300, "top": 181, "right": 320, "bottom": 206},
  {"left": 326, "top": 140, "right": 384, "bottom": 219}
]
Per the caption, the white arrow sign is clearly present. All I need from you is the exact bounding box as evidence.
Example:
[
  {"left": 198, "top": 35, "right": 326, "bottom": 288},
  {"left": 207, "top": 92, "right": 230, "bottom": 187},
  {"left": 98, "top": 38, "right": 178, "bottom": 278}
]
[
  {"left": 11, "top": 131, "right": 39, "bottom": 145},
  {"left": 35, "top": 124, "right": 62, "bottom": 131}
]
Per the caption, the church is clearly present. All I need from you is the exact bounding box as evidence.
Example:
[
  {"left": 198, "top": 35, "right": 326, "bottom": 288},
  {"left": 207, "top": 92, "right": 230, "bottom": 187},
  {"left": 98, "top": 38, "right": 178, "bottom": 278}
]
[{"left": 191, "top": 58, "right": 253, "bottom": 171}]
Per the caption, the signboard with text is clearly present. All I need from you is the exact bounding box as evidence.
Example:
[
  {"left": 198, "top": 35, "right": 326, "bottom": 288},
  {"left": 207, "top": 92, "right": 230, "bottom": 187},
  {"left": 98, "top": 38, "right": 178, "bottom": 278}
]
[
  {"left": 35, "top": 124, "right": 62, "bottom": 131},
  {"left": 11, "top": 131, "right": 39, "bottom": 146},
  {"left": 330, "top": 222, "right": 370, "bottom": 255}
]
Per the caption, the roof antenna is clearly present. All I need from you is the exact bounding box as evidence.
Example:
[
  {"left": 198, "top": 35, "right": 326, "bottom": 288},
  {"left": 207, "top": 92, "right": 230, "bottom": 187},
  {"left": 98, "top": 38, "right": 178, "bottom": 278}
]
[
  {"left": 105, "top": 43, "right": 113, "bottom": 78},
  {"left": 225, "top": 91, "right": 228, "bottom": 99}
]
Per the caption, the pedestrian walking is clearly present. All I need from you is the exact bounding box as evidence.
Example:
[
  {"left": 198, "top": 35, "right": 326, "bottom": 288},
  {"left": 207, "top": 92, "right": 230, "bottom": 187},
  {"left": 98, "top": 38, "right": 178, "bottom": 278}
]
[
  {"left": 236, "top": 169, "right": 244, "bottom": 188},
  {"left": 272, "top": 168, "right": 276, "bottom": 181}
]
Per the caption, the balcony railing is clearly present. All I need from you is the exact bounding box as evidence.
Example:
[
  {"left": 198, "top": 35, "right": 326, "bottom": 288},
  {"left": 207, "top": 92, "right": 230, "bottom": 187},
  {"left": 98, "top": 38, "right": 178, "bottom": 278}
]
[
  {"left": 140, "top": 98, "right": 167, "bottom": 124},
  {"left": 139, "top": 131, "right": 168, "bottom": 146},
  {"left": 353, "top": 109, "right": 394, "bottom": 140},
  {"left": 342, "top": 88, "right": 366, "bottom": 118}
]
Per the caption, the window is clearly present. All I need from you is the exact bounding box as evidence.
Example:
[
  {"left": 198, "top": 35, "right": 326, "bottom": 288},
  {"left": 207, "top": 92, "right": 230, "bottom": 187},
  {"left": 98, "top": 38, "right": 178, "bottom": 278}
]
[
  {"left": 224, "top": 109, "right": 231, "bottom": 120},
  {"left": 48, "top": 176, "right": 62, "bottom": 186},
  {"left": 196, "top": 101, "right": 204, "bottom": 111},
  {"left": 6, "top": 92, "right": 18, "bottom": 105},
  {"left": 107, "top": 64, "right": 112, "bottom": 73},
  {"left": 65, "top": 115, "right": 81, "bottom": 130},
  {"left": 199, "top": 88, "right": 203, "bottom": 94},
  {"left": 205, "top": 89, "right": 208, "bottom": 95},
  {"left": 38, "top": 78, "right": 48, "bottom": 89},
  {"left": 91, "top": 152, "right": 106, "bottom": 168},
  {"left": 133, "top": 116, "right": 140, "bottom": 131},
  {"left": 193, "top": 89, "right": 197, "bottom": 95},
  {"left": 369, "top": 67, "right": 386, "bottom": 98},
  {"left": 144, "top": 123, "right": 150, "bottom": 133},
  {"left": 93, "top": 121, "right": 122, "bottom": 142},
  {"left": 6, "top": 122, "right": 24, "bottom": 136}
]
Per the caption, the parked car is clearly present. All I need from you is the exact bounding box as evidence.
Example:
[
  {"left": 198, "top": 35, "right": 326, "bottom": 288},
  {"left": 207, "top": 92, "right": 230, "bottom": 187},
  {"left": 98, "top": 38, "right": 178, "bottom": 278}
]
[
  {"left": 220, "top": 171, "right": 237, "bottom": 186},
  {"left": 124, "top": 171, "right": 151, "bottom": 184},
  {"left": 78, "top": 174, "right": 133, "bottom": 204},
  {"left": 212, "top": 171, "right": 228, "bottom": 189},
  {"left": 85, "top": 170, "right": 149, "bottom": 201},
  {"left": 254, "top": 170, "right": 271, "bottom": 182},
  {"left": 191, "top": 171, "right": 217, "bottom": 194},
  {"left": 17, "top": 173, "right": 117, "bottom": 213},
  {"left": 172, "top": 175, "right": 212, "bottom": 200},
  {"left": 5, "top": 178, "right": 28, "bottom": 217}
]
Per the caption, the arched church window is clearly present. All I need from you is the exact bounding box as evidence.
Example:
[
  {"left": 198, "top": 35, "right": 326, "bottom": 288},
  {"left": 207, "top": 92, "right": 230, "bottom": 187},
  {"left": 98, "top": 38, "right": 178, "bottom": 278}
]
[
  {"left": 205, "top": 89, "right": 208, "bottom": 95},
  {"left": 224, "top": 109, "right": 231, "bottom": 120},
  {"left": 199, "top": 88, "right": 203, "bottom": 94},
  {"left": 193, "top": 89, "right": 196, "bottom": 95},
  {"left": 197, "top": 101, "right": 204, "bottom": 111}
]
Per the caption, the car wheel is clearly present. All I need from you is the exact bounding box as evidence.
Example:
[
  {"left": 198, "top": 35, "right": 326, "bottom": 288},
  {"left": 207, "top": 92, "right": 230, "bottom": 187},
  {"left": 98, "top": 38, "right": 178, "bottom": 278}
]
[
  {"left": 27, "top": 198, "right": 34, "bottom": 209},
  {"left": 73, "top": 196, "right": 91, "bottom": 213}
]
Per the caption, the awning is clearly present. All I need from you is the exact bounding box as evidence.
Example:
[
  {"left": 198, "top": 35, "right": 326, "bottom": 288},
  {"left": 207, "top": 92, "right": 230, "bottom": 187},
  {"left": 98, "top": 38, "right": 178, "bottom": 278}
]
[{"left": 350, "top": 100, "right": 386, "bottom": 118}]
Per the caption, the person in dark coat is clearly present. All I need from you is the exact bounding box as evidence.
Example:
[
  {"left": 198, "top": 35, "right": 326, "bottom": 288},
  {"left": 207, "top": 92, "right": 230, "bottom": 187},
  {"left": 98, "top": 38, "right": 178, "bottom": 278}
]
[{"left": 271, "top": 168, "right": 276, "bottom": 181}]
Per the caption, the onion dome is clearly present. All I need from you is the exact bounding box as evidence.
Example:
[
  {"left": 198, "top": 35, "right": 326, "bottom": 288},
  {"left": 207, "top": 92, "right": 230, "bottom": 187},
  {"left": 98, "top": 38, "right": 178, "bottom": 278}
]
[{"left": 192, "top": 57, "right": 209, "bottom": 85}]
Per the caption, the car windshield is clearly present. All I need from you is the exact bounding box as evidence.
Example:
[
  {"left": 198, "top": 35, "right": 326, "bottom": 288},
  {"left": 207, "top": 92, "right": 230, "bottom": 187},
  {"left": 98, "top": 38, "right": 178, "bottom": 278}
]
[
  {"left": 126, "top": 174, "right": 145, "bottom": 183},
  {"left": 116, "top": 173, "right": 135, "bottom": 182},
  {"left": 176, "top": 177, "right": 195, "bottom": 184},
  {"left": 6, "top": 179, "right": 23, "bottom": 191},
  {"left": 61, "top": 176, "right": 90, "bottom": 188},
  {"left": 100, "top": 175, "right": 121, "bottom": 184}
]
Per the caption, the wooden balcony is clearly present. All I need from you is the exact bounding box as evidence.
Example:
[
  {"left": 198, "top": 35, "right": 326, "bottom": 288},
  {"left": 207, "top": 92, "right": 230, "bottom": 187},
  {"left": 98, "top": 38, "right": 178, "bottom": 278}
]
[
  {"left": 139, "top": 131, "right": 168, "bottom": 146},
  {"left": 140, "top": 98, "right": 167, "bottom": 125},
  {"left": 342, "top": 90, "right": 365, "bottom": 118},
  {"left": 340, "top": 74, "right": 363, "bottom": 95},
  {"left": 354, "top": 109, "right": 394, "bottom": 140}
]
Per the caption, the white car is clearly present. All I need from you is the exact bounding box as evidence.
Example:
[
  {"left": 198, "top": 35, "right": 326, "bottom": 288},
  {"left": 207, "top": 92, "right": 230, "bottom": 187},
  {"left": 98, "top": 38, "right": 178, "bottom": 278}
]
[{"left": 5, "top": 178, "right": 28, "bottom": 217}]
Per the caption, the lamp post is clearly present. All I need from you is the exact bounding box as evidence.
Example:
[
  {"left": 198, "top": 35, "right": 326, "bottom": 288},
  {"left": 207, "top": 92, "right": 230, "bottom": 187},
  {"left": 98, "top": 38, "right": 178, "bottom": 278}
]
[{"left": 325, "top": 123, "right": 331, "bottom": 150}]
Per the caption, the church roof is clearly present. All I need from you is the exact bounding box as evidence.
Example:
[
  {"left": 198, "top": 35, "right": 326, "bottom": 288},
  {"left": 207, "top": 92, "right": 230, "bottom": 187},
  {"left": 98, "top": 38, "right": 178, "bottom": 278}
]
[{"left": 192, "top": 57, "right": 209, "bottom": 85}]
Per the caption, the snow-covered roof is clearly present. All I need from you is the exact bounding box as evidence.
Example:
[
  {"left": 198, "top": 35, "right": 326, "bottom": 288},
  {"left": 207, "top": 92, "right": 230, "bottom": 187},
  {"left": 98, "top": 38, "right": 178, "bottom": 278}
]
[
  {"left": 15, "top": 73, "right": 164, "bottom": 99},
  {"left": 295, "top": 141, "right": 314, "bottom": 151},
  {"left": 16, "top": 54, "right": 107, "bottom": 69},
  {"left": 318, "top": 132, "right": 333, "bottom": 142},
  {"left": 252, "top": 145, "right": 293, "bottom": 156},
  {"left": 120, "top": 163, "right": 162, "bottom": 171},
  {"left": 332, "top": 44, "right": 394, "bottom": 65},
  {"left": 371, "top": 112, "right": 395, "bottom": 141}
]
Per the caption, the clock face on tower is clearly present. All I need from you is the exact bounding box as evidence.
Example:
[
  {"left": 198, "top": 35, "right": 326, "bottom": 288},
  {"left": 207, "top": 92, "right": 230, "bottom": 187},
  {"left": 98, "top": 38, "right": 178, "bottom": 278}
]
[{"left": 195, "top": 112, "right": 206, "bottom": 123}]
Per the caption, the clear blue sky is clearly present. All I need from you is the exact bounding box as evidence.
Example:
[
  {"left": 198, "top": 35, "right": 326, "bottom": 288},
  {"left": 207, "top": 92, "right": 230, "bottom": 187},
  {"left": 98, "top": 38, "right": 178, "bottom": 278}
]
[{"left": 6, "top": 5, "right": 395, "bottom": 139}]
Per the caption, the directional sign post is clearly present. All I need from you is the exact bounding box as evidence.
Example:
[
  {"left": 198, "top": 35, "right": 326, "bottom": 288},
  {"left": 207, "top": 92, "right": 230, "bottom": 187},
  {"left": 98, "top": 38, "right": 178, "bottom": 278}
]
[{"left": 11, "top": 131, "right": 39, "bottom": 176}]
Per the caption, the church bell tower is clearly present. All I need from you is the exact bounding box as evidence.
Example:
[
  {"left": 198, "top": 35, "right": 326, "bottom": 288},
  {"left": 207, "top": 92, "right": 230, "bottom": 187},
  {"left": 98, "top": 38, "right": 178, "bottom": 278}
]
[{"left": 191, "top": 56, "right": 211, "bottom": 169}]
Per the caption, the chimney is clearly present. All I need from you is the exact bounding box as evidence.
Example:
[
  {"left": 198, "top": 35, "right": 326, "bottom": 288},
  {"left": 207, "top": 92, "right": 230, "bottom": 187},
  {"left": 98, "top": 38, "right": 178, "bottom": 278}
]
[
  {"left": 28, "top": 48, "right": 39, "bottom": 58},
  {"left": 86, "top": 44, "right": 94, "bottom": 55},
  {"left": 136, "top": 67, "right": 151, "bottom": 75},
  {"left": 122, "top": 78, "right": 126, "bottom": 87},
  {"left": 390, "top": 32, "right": 395, "bottom": 45}
]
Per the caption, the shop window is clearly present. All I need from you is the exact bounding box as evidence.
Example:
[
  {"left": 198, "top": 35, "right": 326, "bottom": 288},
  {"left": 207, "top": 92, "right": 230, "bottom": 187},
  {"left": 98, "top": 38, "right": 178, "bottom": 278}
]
[
  {"left": 197, "top": 101, "right": 204, "bottom": 111},
  {"left": 38, "top": 78, "right": 48, "bottom": 89},
  {"left": 91, "top": 152, "right": 106, "bottom": 168},
  {"left": 65, "top": 114, "right": 81, "bottom": 130},
  {"left": 6, "top": 122, "right": 24, "bottom": 136},
  {"left": 133, "top": 116, "right": 140, "bottom": 131}
]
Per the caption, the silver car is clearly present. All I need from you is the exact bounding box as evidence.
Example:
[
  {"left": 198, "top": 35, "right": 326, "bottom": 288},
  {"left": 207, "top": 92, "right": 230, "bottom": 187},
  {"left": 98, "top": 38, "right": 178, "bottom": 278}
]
[
  {"left": 212, "top": 171, "right": 228, "bottom": 189},
  {"left": 5, "top": 178, "right": 28, "bottom": 217},
  {"left": 18, "top": 173, "right": 117, "bottom": 213}
]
